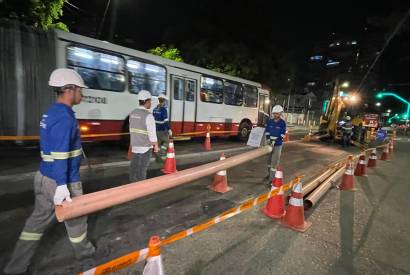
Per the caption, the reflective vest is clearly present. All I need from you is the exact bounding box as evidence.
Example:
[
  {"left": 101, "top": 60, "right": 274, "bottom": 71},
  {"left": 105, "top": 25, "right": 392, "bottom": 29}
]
[
  {"left": 129, "top": 108, "right": 151, "bottom": 148},
  {"left": 39, "top": 103, "right": 82, "bottom": 185}
]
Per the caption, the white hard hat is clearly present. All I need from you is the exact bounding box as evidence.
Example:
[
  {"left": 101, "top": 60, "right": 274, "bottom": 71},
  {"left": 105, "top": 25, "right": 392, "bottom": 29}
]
[
  {"left": 272, "top": 105, "right": 284, "bottom": 113},
  {"left": 48, "top": 68, "right": 87, "bottom": 88},
  {"left": 158, "top": 93, "right": 169, "bottom": 100},
  {"left": 346, "top": 116, "right": 351, "bottom": 120},
  {"left": 138, "top": 90, "right": 152, "bottom": 101}
]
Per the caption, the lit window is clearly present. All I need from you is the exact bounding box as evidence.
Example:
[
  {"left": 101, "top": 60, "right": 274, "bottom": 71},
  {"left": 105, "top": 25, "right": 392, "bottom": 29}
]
[
  {"left": 127, "top": 60, "right": 166, "bottom": 96},
  {"left": 67, "top": 45, "right": 125, "bottom": 92},
  {"left": 351, "top": 41, "right": 357, "bottom": 45},
  {"left": 200, "top": 77, "right": 223, "bottom": 104},
  {"left": 307, "top": 82, "right": 316, "bottom": 86}
]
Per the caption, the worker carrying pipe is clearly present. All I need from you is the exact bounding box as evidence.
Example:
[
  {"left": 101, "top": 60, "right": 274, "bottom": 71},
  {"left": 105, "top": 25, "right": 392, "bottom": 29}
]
[
  {"left": 265, "top": 105, "right": 287, "bottom": 181},
  {"left": 3, "top": 69, "right": 95, "bottom": 275}
]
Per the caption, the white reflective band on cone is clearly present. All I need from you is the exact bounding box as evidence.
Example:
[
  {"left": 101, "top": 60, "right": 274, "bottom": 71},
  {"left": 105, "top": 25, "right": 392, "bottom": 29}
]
[
  {"left": 217, "top": 170, "right": 227, "bottom": 176},
  {"left": 167, "top": 153, "right": 175, "bottom": 158},
  {"left": 220, "top": 156, "right": 226, "bottom": 161},
  {"left": 289, "top": 197, "right": 303, "bottom": 207},
  {"left": 168, "top": 142, "right": 174, "bottom": 148},
  {"left": 20, "top": 231, "right": 42, "bottom": 241},
  {"left": 359, "top": 160, "right": 366, "bottom": 165},
  {"left": 345, "top": 169, "right": 354, "bottom": 175},
  {"left": 275, "top": 171, "right": 283, "bottom": 179},
  {"left": 214, "top": 217, "right": 221, "bottom": 223},
  {"left": 371, "top": 155, "right": 377, "bottom": 159},
  {"left": 293, "top": 182, "right": 302, "bottom": 193},
  {"left": 206, "top": 133, "right": 210, "bottom": 137},
  {"left": 69, "top": 232, "right": 87, "bottom": 243},
  {"left": 186, "top": 228, "right": 194, "bottom": 236},
  {"left": 82, "top": 268, "right": 96, "bottom": 275}
]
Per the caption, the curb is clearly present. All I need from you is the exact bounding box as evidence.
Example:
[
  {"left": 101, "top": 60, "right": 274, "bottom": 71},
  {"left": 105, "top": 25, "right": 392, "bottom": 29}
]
[{"left": 0, "top": 146, "right": 252, "bottom": 183}]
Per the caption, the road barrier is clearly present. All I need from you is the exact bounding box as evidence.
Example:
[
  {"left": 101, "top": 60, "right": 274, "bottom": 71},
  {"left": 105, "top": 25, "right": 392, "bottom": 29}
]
[{"left": 79, "top": 176, "right": 303, "bottom": 275}]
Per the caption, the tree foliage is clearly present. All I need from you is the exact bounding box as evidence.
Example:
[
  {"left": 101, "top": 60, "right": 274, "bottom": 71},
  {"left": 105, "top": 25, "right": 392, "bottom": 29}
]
[
  {"left": 147, "top": 44, "right": 184, "bottom": 62},
  {"left": 0, "top": 0, "right": 68, "bottom": 31}
]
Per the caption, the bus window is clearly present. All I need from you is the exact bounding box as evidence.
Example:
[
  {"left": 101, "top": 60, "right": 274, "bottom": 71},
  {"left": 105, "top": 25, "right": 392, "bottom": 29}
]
[
  {"left": 244, "top": 85, "right": 258, "bottom": 108},
  {"left": 173, "top": 78, "right": 184, "bottom": 100},
  {"left": 200, "top": 77, "right": 223, "bottom": 104},
  {"left": 223, "top": 81, "right": 243, "bottom": 106},
  {"left": 186, "top": 80, "right": 195, "bottom": 101},
  {"left": 67, "top": 46, "right": 125, "bottom": 92},
  {"left": 127, "top": 60, "right": 166, "bottom": 96}
]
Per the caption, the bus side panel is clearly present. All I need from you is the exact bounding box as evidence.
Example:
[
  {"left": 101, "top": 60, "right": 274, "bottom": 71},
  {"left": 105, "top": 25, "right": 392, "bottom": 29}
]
[
  {"left": 195, "top": 100, "right": 257, "bottom": 136},
  {"left": 0, "top": 20, "right": 56, "bottom": 136}
]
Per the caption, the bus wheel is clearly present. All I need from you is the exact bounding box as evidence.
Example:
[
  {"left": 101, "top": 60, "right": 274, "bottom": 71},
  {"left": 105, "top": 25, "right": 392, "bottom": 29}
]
[{"left": 238, "top": 121, "right": 251, "bottom": 141}]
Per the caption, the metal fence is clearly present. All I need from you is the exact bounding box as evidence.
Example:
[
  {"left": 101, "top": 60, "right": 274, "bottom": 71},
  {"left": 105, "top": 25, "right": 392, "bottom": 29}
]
[{"left": 0, "top": 19, "right": 56, "bottom": 136}]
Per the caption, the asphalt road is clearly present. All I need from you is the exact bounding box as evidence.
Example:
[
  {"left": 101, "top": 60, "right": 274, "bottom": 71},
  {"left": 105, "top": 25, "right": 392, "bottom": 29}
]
[
  {"left": 0, "top": 138, "right": 355, "bottom": 275},
  {"left": 147, "top": 138, "right": 410, "bottom": 275}
]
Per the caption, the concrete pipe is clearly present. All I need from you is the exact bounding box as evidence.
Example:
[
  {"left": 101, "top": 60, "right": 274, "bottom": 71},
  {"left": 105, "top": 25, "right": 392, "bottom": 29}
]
[
  {"left": 304, "top": 166, "right": 345, "bottom": 210},
  {"left": 55, "top": 146, "right": 272, "bottom": 222}
]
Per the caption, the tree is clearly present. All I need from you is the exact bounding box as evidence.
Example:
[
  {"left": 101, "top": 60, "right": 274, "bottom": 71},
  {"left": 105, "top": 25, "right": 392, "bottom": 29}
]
[
  {"left": 0, "top": 0, "right": 68, "bottom": 31},
  {"left": 147, "top": 44, "right": 184, "bottom": 62}
]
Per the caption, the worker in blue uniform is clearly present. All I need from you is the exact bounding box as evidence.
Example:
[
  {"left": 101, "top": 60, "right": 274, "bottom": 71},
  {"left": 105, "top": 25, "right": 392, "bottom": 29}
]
[
  {"left": 265, "top": 105, "right": 287, "bottom": 181},
  {"left": 4, "top": 69, "right": 95, "bottom": 274},
  {"left": 153, "top": 93, "right": 172, "bottom": 158}
]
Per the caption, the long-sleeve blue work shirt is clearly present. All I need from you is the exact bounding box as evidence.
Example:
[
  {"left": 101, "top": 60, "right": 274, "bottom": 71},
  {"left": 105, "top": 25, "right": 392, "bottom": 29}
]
[
  {"left": 39, "top": 103, "right": 82, "bottom": 186},
  {"left": 265, "top": 118, "right": 287, "bottom": 146},
  {"left": 153, "top": 105, "right": 170, "bottom": 131}
]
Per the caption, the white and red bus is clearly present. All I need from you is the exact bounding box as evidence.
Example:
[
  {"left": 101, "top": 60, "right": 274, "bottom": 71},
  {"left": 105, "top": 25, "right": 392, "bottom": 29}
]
[
  {"left": 54, "top": 31, "right": 271, "bottom": 141},
  {"left": 55, "top": 31, "right": 271, "bottom": 141}
]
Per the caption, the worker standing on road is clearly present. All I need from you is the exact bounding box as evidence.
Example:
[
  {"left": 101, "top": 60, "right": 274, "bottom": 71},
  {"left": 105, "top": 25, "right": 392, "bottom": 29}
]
[
  {"left": 265, "top": 105, "right": 287, "bottom": 180},
  {"left": 153, "top": 93, "right": 172, "bottom": 159},
  {"left": 4, "top": 69, "right": 95, "bottom": 274},
  {"left": 341, "top": 116, "right": 353, "bottom": 147},
  {"left": 129, "top": 90, "right": 159, "bottom": 182}
]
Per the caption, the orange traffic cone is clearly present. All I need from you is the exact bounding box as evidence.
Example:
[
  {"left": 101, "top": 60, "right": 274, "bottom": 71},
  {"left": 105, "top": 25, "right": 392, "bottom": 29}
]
[
  {"left": 281, "top": 180, "right": 311, "bottom": 232},
  {"left": 204, "top": 131, "right": 212, "bottom": 151},
  {"left": 142, "top": 236, "right": 164, "bottom": 275},
  {"left": 127, "top": 145, "right": 132, "bottom": 160},
  {"left": 367, "top": 149, "right": 377, "bottom": 167},
  {"left": 161, "top": 139, "right": 177, "bottom": 174},
  {"left": 338, "top": 155, "right": 356, "bottom": 191},
  {"left": 389, "top": 140, "right": 394, "bottom": 156},
  {"left": 209, "top": 153, "right": 232, "bottom": 193},
  {"left": 262, "top": 166, "right": 285, "bottom": 219},
  {"left": 284, "top": 130, "right": 289, "bottom": 142},
  {"left": 380, "top": 145, "right": 389, "bottom": 160},
  {"left": 354, "top": 154, "right": 367, "bottom": 176}
]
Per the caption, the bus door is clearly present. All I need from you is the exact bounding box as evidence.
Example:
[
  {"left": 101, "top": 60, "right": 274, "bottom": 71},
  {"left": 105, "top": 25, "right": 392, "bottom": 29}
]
[{"left": 170, "top": 75, "right": 197, "bottom": 134}]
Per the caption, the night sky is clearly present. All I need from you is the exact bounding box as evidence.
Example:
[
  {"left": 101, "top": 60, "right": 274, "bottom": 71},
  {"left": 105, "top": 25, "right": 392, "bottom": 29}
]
[{"left": 62, "top": 1, "right": 410, "bottom": 114}]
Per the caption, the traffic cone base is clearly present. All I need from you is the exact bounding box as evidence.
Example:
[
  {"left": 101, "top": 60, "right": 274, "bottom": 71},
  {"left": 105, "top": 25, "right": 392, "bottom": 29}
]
[
  {"left": 263, "top": 166, "right": 285, "bottom": 220},
  {"left": 209, "top": 173, "right": 232, "bottom": 193},
  {"left": 281, "top": 208, "right": 312, "bottom": 232},
  {"left": 262, "top": 198, "right": 285, "bottom": 219},
  {"left": 280, "top": 181, "right": 311, "bottom": 233},
  {"left": 161, "top": 140, "right": 177, "bottom": 174},
  {"left": 367, "top": 150, "right": 377, "bottom": 167},
  {"left": 338, "top": 156, "right": 356, "bottom": 191},
  {"left": 209, "top": 153, "right": 231, "bottom": 193},
  {"left": 354, "top": 155, "right": 367, "bottom": 176}
]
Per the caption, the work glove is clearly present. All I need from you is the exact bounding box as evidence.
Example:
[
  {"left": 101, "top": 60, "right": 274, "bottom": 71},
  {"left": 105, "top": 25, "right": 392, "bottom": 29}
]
[
  {"left": 168, "top": 129, "right": 173, "bottom": 137},
  {"left": 54, "top": 184, "right": 72, "bottom": 205}
]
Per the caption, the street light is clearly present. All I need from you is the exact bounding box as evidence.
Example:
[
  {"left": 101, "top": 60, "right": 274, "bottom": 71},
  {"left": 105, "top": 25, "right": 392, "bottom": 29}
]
[
  {"left": 387, "top": 109, "right": 392, "bottom": 113},
  {"left": 341, "top": 82, "right": 349, "bottom": 88},
  {"left": 376, "top": 102, "right": 381, "bottom": 107}
]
